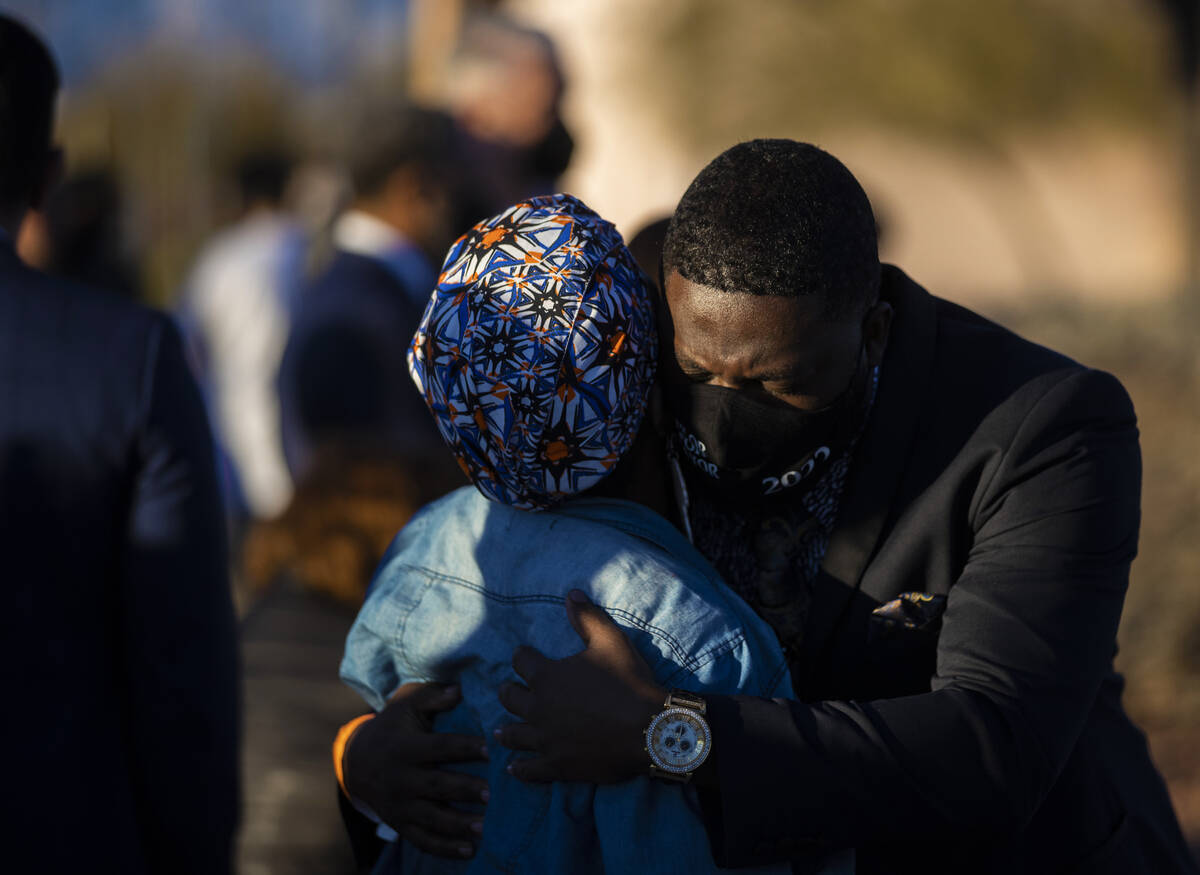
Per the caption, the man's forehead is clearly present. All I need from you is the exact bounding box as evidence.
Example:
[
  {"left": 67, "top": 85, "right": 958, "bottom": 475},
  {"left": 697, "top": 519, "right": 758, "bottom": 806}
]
[{"left": 664, "top": 271, "right": 844, "bottom": 353}]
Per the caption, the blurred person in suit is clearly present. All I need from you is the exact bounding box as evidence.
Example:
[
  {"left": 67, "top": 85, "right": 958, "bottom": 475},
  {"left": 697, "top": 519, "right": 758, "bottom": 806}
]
[
  {"left": 180, "top": 149, "right": 307, "bottom": 523},
  {"left": 16, "top": 167, "right": 142, "bottom": 301},
  {"left": 278, "top": 105, "right": 461, "bottom": 484},
  {"left": 0, "top": 14, "right": 239, "bottom": 874}
]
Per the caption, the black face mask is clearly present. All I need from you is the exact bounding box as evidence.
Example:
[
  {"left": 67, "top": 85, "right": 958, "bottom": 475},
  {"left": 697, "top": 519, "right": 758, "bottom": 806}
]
[{"left": 667, "top": 347, "right": 873, "bottom": 503}]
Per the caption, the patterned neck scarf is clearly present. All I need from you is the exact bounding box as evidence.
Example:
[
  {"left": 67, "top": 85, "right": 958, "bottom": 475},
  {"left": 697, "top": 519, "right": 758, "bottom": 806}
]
[{"left": 679, "top": 365, "right": 881, "bottom": 671}]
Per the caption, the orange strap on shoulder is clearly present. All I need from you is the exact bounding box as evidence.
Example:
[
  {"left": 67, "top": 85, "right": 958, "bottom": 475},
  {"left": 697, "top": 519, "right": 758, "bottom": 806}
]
[{"left": 333, "top": 713, "right": 376, "bottom": 798}]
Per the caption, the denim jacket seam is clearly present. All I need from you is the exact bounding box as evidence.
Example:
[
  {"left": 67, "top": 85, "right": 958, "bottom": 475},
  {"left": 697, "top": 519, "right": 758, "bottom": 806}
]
[
  {"left": 389, "top": 564, "right": 705, "bottom": 668},
  {"left": 392, "top": 567, "right": 439, "bottom": 679},
  {"left": 661, "top": 633, "right": 746, "bottom": 686},
  {"left": 376, "top": 564, "right": 789, "bottom": 700}
]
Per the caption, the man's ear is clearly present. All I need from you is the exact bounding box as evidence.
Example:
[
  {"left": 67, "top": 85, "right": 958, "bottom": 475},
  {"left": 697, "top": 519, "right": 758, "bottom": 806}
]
[
  {"left": 864, "top": 299, "right": 893, "bottom": 371},
  {"left": 30, "top": 147, "right": 64, "bottom": 212}
]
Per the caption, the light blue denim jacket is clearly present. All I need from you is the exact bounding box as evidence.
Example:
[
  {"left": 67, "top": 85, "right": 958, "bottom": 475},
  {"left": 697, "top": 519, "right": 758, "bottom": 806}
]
[{"left": 341, "top": 486, "right": 850, "bottom": 875}]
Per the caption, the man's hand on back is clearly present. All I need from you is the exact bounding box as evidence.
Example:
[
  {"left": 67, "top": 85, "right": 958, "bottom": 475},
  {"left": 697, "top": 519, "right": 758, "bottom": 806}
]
[
  {"left": 495, "top": 590, "right": 666, "bottom": 783},
  {"left": 343, "top": 682, "right": 489, "bottom": 859}
]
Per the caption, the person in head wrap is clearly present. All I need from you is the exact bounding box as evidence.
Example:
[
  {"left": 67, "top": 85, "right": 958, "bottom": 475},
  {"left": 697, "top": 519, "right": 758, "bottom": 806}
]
[
  {"left": 336, "top": 195, "right": 852, "bottom": 874},
  {"left": 409, "top": 191, "right": 657, "bottom": 510}
]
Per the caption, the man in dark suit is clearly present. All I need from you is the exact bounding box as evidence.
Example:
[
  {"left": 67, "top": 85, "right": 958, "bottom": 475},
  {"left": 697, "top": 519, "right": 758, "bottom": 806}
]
[
  {"left": 345, "top": 140, "right": 1197, "bottom": 872},
  {"left": 0, "top": 15, "right": 238, "bottom": 873},
  {"left": 279, "top": 106, "right": 459, "bottom": 480}
]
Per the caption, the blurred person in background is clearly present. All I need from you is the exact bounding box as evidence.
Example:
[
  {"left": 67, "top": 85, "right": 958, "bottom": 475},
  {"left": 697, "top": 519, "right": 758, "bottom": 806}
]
[
  {"left": 0, "top": 13, "right": 238, "bottom": 874},
  {"left": 449, "top": 15, "right": 574, "bottom": 220},
  {"left": 16, "top": 167, "right": 142, "bottom": 301},
  {"left": 278, "top": 104, "right": 460, "bottom": 483},
  {"left": 346, "top": 140, "right": 1198, "bottom": 874},
  {"left": 237, "top": 112, "right": 470, "bottom": 870},
  {"left": 240, "top": 440, "right": 460, "bottom": 606},
  {"left": 410, "top": 0, "right": 574, "bottom": 226},
  {"left": 180, "top": 148, "right": 306, "bottom": 524}
]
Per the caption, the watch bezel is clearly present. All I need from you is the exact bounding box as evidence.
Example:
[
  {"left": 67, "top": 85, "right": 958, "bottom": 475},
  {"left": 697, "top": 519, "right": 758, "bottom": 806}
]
[{"left": 645, "top": 705, "right": 712, "bottom": 774}]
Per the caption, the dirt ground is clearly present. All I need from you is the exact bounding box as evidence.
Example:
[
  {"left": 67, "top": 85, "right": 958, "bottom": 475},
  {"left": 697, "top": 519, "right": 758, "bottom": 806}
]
[{"left": 237, "top": 580, "right": 362, "bottom": 875}]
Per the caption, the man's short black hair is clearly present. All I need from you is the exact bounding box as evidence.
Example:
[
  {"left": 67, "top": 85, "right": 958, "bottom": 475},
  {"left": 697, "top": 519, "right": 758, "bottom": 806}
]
[
  {"left": 348, "top": 105, "right": 457, "bottom": 199},
  {"left": 0, "top": 14, "right": 60, "bottom": 210},
  {"left": 235, "top": 149, "right": 294, "bottom": 208},
  {"left": 663, "top": 139, "right": 880, "bottom": 319}
]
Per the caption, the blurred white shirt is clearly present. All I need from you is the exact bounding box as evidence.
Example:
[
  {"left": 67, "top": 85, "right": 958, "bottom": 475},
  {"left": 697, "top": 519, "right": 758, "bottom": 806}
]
[
  {"left": 332, "top": 210, "right": 435, "bottom": 311},
  {"left": 182, "top": 210, "right": 305, "bottom": 519}
]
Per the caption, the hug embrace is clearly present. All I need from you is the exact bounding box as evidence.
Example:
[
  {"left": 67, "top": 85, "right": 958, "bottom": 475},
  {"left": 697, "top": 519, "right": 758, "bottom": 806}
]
[{"left": 334, "top": 141, "right": 1197, "bottom": 875}]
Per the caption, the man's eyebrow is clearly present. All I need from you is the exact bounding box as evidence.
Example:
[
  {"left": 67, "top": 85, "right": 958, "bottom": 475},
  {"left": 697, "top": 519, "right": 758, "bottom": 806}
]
[
  {"left": 675, "top": 348, "right": 807, "bottom": 384},
  {"left": 752, "top": 366, "right": 803, "bottom": 383},
  {"left": 674, "top": 351, "right": 710, "bottom": 374}
]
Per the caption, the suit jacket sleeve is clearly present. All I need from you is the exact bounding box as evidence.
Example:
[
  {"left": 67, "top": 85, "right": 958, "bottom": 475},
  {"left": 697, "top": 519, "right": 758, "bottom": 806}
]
[
  {"left": 119, "top": 316, "right": 240, "bottom": 874},
  {"left": 699, "top": 368, "right": 1141, "bottom": 866}
]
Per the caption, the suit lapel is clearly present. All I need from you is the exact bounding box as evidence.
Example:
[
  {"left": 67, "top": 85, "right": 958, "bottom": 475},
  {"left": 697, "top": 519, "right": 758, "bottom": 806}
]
[{"left": 800, "top": 266, "right": 939, "bottom": 667}]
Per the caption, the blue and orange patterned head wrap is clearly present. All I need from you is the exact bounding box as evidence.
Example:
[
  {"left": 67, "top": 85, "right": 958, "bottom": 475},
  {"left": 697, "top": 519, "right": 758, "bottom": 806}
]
[{"left": 408, "top": 194, "right": 658, "bottom": 510}]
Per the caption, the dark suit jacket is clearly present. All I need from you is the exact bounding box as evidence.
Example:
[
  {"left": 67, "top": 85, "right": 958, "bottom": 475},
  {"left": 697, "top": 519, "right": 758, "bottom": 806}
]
[
  {"left": 0, "top": 239, "right": 239, "bottom": 873},
  {"left": 700, "top": 266, "right": 1196, "bottom": 874},
  {"left": 279, "top": 249, "right": 441, "bottom": 476}
]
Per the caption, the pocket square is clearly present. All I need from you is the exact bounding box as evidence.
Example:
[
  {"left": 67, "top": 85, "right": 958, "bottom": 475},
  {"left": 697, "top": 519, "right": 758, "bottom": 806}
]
[{"left": 870, "top": 591, "right": 947, "bottom": 635}]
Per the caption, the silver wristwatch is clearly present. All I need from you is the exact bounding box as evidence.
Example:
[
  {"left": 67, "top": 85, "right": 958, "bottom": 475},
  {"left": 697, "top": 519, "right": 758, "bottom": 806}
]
[{"left": 644, "top": 689, "right": 712, "bottom": 782}]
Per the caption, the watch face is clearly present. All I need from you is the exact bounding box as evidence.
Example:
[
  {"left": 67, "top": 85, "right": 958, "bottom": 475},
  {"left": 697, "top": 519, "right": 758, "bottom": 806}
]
[{"left": 647, "top": 707, "right": 711, "bottom": 774}]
